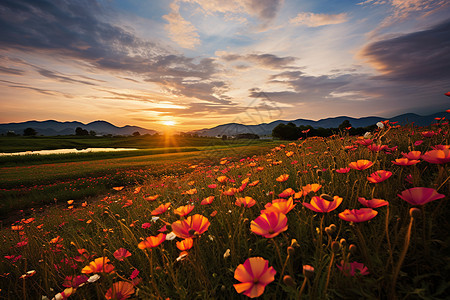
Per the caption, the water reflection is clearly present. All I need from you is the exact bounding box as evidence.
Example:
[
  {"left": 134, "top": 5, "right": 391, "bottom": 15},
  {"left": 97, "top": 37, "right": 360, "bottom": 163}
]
[{"left": 1, "top": 148, "right": 139, "bottom": 156}]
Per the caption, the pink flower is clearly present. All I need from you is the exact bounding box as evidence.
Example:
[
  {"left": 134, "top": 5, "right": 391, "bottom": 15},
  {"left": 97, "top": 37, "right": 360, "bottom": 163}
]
[
  {"left": 114, "top": 248, "right": 131, "bottom": 261},
  {"left": 233, "top": 257, "right": 276, "bottom": 298},
  {"left": 367, "top": 170, "right": 392, "bottom": 183},
  {"left": 337, "top": 261, "right": 369, "bottom": 276},
  {"left": 338, "top": 208, "right": 378, "bottom": 222},
  {"left": 336, "top": 167, "right": 351, "bottom": 174},
  {"left": 397, "top": 187, "right": 445, "bottom": 206},
  {"left": 358, "top": 197, "right": 389, "bottom": 208}
]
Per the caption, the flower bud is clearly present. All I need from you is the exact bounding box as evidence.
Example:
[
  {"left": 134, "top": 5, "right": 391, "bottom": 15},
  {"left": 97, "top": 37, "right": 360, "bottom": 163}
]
[
  {"left": 320, "top": 194, "right": 334, "bottom": 201},
  {"left": 331, "top": 241, "right": 341, "bottom": 253},
  {"left": 287, "top": 246, "right": 295, "bottom": 257},
  {"left": 329, "top": 224, "right": 336, "bottom": 232},
  {"left": 283, "top": 275, "right": 296, "bottom": 287},
  {"left": 409, "top": 208, "right": 421, "bottom": 219},
  {"left": 325, "top": 226, "right": 332, "bottom": 235},
  {"left": 340, "top": 238, "right": 347, "bottom": 247},
  {"left": 349, "top": 244, "right": 357, "bottom": 255},
  {"left": 290, "top": 239, "right": 299, "bottom": 247},
  {"left": 303, "top": 265, "right": 314, "bottom": 279}
]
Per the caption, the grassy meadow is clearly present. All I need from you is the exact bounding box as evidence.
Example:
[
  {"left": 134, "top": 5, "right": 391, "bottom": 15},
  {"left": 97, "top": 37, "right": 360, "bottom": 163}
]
[{"left": 0, "top": 123, "right": 449, "bottom": 299}]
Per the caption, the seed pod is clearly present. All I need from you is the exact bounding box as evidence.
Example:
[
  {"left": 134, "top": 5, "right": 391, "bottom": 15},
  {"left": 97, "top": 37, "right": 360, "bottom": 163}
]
[{"left": 283, "top": 275, "right": 296, "bottom": 287}]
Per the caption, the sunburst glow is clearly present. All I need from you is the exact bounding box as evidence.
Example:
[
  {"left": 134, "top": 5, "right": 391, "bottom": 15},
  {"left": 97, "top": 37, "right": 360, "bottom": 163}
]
[{"left": 162, "top": 121, "right": 176, "bottom": 126}]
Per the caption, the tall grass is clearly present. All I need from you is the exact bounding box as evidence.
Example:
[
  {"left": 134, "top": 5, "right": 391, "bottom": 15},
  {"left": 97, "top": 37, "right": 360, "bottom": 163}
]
[{"left": 0, "top": 123, "right": 448, "bottom": 299}]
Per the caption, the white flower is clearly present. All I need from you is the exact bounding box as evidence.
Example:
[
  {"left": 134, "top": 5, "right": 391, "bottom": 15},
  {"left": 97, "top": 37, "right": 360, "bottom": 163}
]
[
  {"left": 176, "top": 252, "right": 188, "bottom": 262},
  {"left": 151, "top": 216, "right": 160, "bottom": 222},
  {"left": 376, "top": 122, "right": 384, "bottom": 129},
  {"left": 363, "top": 132, "right": 372, "bottom": 139},
  {"left": 223, "top": 249, "right": 231, "bottom": 258},
  {"left": 87, "top": 274, "right": 100, "bottom": 283},
  {"left": 165, "top": 232, "right": 177, "bottom": 240}
]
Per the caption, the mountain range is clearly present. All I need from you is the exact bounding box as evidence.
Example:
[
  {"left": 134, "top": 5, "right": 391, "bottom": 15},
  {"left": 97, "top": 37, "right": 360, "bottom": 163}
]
[
  {"left": 0, "top": 120, "right": 156, "bottom": 136},
  {"left": 0, "top": 111, "right": 446, "bottom": 137},
  {"left": 191, "top": 112, "right": 447, "bottom": 137}
]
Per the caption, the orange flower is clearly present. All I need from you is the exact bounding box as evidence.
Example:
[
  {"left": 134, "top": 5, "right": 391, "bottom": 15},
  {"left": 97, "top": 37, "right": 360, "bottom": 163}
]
[
  {"left": 402, "top": 151, "right": 421, "bottom": 160},
  {"left": 138, "top": 233, "right": 166, "bottom": 249},
  {"left": 222, "top": 188, "right": 238, "bottom": 196},
  {"left": 302, "top": 195, "right": 342, "bottom": 213},
  {"left": 392, "top": 158, "right": 420, "bottom": 166},
  {"left": 358, "top": 197, "right": 389, "bottom": 208},
  {"left": 338, "top": 208, "right": 378, "bottom": 222},
  {"left": 235, "top": 197, "right": 256, "bottom": 208},
  {"left": 171, "top": 214, "right": 210, "bottom": 239},
  {"left": 113, "top": 186, "right": 124, "bottom": 191},
  {"left": 11, "top": 225, "right": 24, "bottom": 231},
  {"left": 397, "top": 187, "right": 445, "bottom": 206},
  {"left": 81, "top": 257, "right": 115, "bottom": 274},
  {"left": 217, "top": 176, "right": 228, "bottom": 183},
  {"left": 348, "top": 160, "right": 373, "bottom": 170},
  {"left": 151, "top": 203, "right": 171, "bottom": 216},
  {"left": 421, "top": 148, "right": 450, "bottom": 164},
  {"left": 144, "top": 195, "right": 159, "bottom": 201},
  {"left": 105, "top": 281, "right": 135, "bottom": 300},
  {"left": 250, "top": 212, "right": 288, "bottom": 238},
  {"left": 367, "top": 170, "right": 392, "bottom": 183},
  {"left": 276, "top": 174, "right": 289, "bottom": 182},
  {"left": 301, "top": 184, "right": 322, "bottom": 196},
  {"left": 201, "top": 196, "right": 214, "bottom": 205},
  {"left": 262, "top": 198, "right": 295, "bottom": 215},
  {"left": 174, "top": 204, "right": 195, "bottom": 217},
  {"left": 233, "top": 257, "right": 276, "bottom": 298},
  {"left": 184, "top": 188, "right": 197, "bottom": 195},
  {"left": 176, "top": 237, "right": 194, "bottom": 251},
  {"left": 248, "top": 180, "right": 260, "bottom": 187}
]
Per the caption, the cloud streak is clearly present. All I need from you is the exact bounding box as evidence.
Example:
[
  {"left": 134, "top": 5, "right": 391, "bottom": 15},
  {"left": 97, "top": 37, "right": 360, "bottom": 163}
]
[{"left": 290, "top": 12, "right": 348, "bottom": 27}]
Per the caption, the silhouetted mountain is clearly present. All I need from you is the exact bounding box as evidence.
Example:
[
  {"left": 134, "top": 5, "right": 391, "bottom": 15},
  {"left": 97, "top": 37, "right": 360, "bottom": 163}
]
[
  {"left": 0, "top": 120, "right": 156, "bottom": 136},
  {"left": 192, "top": 111, "right": 447, "bottom": 137}
]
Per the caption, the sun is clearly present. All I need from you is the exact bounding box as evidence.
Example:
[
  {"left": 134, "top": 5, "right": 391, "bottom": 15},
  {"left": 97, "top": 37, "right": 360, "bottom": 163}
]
[{"left": 162, "top": 120, "right": 176, "bottom": 126}]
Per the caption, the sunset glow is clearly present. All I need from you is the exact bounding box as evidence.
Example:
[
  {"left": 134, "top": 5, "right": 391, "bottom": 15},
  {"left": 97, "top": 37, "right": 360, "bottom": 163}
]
[{"left": 0, "top": 1, "right": 449, "bottom": 131}]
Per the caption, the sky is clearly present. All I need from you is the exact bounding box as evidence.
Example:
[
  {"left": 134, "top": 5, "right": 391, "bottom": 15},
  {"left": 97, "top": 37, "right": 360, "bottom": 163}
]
[{"left": 0, "top": 0, "right": 449, "bottom": 132}]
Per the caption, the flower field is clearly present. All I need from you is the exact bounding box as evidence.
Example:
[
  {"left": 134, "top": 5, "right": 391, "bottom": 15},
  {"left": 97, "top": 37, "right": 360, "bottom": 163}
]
[{"left": 1, "top": 122, "right": 449, "bottom": 299}]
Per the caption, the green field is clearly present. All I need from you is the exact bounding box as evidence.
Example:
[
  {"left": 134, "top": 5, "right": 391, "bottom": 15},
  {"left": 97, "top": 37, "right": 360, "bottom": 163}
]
[
  {"left": 0, "top": 127, "right": 448, "bottom": 299},
  {"left": 0, "top": 136, "right": 277, "bottom": 217}
]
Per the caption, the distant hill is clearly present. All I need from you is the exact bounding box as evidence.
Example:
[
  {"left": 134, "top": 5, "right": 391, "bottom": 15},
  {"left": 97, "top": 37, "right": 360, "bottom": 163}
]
[
  {"left": 192, "top": 112, "right": 447, "bottom": 137},
  {"left": 0, "top": 120, "right": 156, "bottom": 136}
]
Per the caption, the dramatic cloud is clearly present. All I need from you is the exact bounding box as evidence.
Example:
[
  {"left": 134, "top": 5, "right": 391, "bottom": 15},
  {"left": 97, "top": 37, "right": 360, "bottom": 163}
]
[
  {"left": 360, "top": 19, "right": 450, "bottom": 81},
  {"left": 163, "top": 2, "right": 201, "bottom": 49},
  {"left": 290, "top": 12, "right": 348, "bottom": 27},
  {"left": 0, "top": 66, "right": 24, "bottom": 75},
  {"left": 217, "top": 52, "right": 297, "bottom": 69}
]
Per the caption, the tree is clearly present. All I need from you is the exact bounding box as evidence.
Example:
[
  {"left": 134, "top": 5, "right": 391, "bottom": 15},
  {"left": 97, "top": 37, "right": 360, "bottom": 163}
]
[
  {"left": 89, "top": 130, "right": 97, "bottom": 136},
  {"left": 23, "top": 127, "right": 37, "bottom": 136},
  {"left": 272, "top": 123, "right": 301, "bottom": 140},
  {"left": 222, "top": 135, "right": 228, "bottom": 140},
  {"left": 132, "top": 131, "right": 140, "bottom": 136},
  {"left": 338, "top": 120, "right": 352, "bottom": 131},
  {"left": 75, "top": 127, "right": 89, "bottom": 136}
]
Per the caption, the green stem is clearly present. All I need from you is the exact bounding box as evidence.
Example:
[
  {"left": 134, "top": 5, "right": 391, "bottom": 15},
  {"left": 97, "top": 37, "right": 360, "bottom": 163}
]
[
  {"left": 391, "top": 216, "right": 414, "bottom": 299},
  {"left": 324, "top": 252, "right": 334, "bottom": 296}
]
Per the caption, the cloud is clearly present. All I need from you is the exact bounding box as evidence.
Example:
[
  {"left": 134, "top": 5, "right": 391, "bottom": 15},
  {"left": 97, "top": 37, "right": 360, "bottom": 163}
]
[
  {"left": 36, "top": 68, "right": 98, "bottom": 86},
  {"left": 360, "top": 18, "right": 450, "bottom": 81},
  {"left": 181, "top": 0, "right": 283, "bottom": 21},
  {"left": 163, "top": 2, "right": 201, "bottom": 49},
  {"left": 217, "top": 52, "right": 297, "bottom": 69},
  {"left": 290, "top": 12, "right": 348, "bottom": 27},
  {"left": 0, "top": 65, "right": 24, "bottom": 75},
  {"left": 0, "top": 0, "right": 234, "bottom": 105},
  {"left": 0, "top": 79, "right": 74, "bottom": 98}
]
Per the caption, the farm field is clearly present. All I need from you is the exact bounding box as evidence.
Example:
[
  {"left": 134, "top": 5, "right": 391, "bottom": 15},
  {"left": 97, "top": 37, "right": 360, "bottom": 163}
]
[{"left": 0, "top": 123, "right": 449, "bottom": 299}]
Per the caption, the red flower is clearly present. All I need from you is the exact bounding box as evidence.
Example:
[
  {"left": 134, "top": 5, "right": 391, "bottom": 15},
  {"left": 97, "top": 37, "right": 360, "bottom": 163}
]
[
  {"left": 358, "top": 197, "right": 389, "bottom": 208},
  {"left": 348, "top": 160, "right": 373, "bottom": 170},
  {"left": 250, "top": 212, "right": 288, "bottom": 238},
  {"left": 367, "top": 170, "right": 392, "bottom": 183},
  {"left": 276, "top": 174, "right": 289, "bottom": 182},
  {"left": 279, "top": 188, "right": 295, "bottom": 198},
  {"left": 171, "top": 214, "right": 210, "bottom": 239},
  {"left": 339, "top": 208, "right": 378, "bottom": 222},
  {"left": 397, "top": 187, "right": 445, "bottom": 206},
  {"left": 402, "top": 151, "right": 421, "bottom": 160},
  {"left": 336, "top": 167, "right": 351, "bottom": 174},
  {"left": 201, "top": 196, "right": 214, "bottom": 205},
  {"left": 233, "top": 257, "right": 276, "bottom": 298},
  {"left": 302, "top": 195, "right": 342, "bottom": 213}
]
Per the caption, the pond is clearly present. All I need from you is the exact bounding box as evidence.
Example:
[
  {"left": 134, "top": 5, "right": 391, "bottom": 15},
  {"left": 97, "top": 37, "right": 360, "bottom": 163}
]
[{"left": 0, "top": 148, "right": 140, "bottom": 156}]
